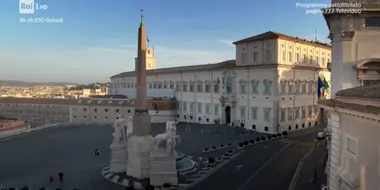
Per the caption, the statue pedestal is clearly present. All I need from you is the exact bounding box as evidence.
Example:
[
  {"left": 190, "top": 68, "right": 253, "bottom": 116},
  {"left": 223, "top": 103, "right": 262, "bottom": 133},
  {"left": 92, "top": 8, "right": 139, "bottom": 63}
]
[
  {"left": 150, "top": 149, "right": 178, "bottom": 186},
  {"left": 110, "top": 143, "right": 128, "bottom": 173},
  {"left": 127, "top": 135, "right": 154, "bottom": 179}
]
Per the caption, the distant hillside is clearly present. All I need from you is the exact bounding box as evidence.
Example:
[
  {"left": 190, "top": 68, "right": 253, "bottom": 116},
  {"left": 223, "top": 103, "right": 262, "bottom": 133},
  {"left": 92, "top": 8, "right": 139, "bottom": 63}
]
[{"left": 0, "top": 80, "right": 79, "bottom": 87}]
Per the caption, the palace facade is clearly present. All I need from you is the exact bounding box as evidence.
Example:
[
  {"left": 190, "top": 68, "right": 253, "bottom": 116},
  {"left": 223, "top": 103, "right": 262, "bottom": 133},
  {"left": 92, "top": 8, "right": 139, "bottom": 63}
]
[{"left": 109, "top": 31, "right": 332, "bottom": 134}]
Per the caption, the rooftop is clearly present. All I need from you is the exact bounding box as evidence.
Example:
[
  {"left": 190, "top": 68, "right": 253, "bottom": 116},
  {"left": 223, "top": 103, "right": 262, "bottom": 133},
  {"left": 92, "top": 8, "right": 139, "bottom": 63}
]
[
  {"left": 0, "top": 97, "right": 176, "bottom": 108},
  {"left": 318, "top": 84, "right": 380, "bottom": 115},
  {"left": 233, "top": 31, "right": 331, "bottom": 49},
  {"left": 336, "top": 84, "right": 380, "bottom": 99}
]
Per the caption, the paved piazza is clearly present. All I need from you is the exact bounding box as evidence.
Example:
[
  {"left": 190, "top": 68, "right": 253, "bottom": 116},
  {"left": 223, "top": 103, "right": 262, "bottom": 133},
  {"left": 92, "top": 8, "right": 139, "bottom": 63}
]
[{"left": 0, "top": 123, "right": 277, "bottom": 189}]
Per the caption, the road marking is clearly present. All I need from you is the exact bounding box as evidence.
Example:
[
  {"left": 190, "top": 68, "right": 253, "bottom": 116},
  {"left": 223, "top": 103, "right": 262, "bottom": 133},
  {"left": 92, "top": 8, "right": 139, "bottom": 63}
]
[
  {"left": 235, "top": 165, "right": 243, "bottom": 172},
  {"left": 288, "top": 146, "right": 315, "bottom": 190},
  {"left": 238, "top": 141, "right": 294, "bottom": 190}
]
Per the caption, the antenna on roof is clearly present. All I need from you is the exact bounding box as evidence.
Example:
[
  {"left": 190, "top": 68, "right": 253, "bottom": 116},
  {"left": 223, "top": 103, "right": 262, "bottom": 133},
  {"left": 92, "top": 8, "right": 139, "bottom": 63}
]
[{"left": 315, "top": 28, "right": 318, "bottom": 42}]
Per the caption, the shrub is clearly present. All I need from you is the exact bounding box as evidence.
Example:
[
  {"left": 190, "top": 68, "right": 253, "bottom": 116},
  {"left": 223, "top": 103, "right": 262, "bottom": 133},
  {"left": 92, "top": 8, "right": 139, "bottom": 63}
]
[
  {"left": 220, "top": 144, "right": 225, "bottom": 148},
  {"left": 278, "top": 134, "right": 282, "bottom": 137},
  {"left": 260, "top": 136, "right": 265, "bottom": 140},
  {"left": 267, "top": 136, "right": 272, "bottom": 140},
  {"left": 208, "top": 157, "right": 215, "bottom": 163},
  {"left": 238, "top": 142, "right": 244, "bottom": 147},
  {"left": 227, "top": 143, "right": 232, "bottom": 146},
  {"left": 283, "top": 131, "right": 288, "bottom": 135},
  {"left": 227, "top": 150, "right": 234, "bottom": 154},
  {"left": 212, "top": 146, "right": 217, "bottom": 149},
  {"left": 256, "top": 137, "right": 261, "bottom": 142},
  {"left": 244, "top": 141, "right": 249, "bottom": 146},
  {"left": 272, "top": 134, "right": 276, "bottom": 138},
  {"left": 249, "top": 140, "right": 255, "bottom": 144}
]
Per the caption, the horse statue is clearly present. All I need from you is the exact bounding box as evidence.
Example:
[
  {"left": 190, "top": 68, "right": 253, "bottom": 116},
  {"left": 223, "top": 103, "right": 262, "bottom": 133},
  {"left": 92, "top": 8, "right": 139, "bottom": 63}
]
[
  {"left": 153, "top": 121, "right": 181, "bottom": 155},
  {"left": 111, "top": 115, "right": 133, "bottom": 144}
]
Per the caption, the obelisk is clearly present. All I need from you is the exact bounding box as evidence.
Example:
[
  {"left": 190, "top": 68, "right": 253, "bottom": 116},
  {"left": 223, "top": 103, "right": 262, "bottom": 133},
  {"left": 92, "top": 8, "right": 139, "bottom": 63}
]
[{"left": 126, "top": 10, "right": 154, "bottom": 179}]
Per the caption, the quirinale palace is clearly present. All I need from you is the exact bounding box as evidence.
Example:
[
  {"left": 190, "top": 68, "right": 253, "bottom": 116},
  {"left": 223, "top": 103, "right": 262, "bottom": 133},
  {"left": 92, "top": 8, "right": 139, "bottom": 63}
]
[{"left": 109, "top": 31, "right": 332, "bottom": 134}]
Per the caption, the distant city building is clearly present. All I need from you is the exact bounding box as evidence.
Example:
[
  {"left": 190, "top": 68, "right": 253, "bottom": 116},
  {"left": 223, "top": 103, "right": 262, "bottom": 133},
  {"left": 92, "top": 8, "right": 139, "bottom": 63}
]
[
  {"left": 0, "top": 97, "right": 176, "bottom": 126},
  {"left": 110, "top": 31, "right": 332, "bottom": 134}
]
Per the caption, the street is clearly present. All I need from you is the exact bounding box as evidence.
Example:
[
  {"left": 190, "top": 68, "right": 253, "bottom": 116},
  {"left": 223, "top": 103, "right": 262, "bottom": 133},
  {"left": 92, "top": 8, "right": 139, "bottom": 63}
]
[{"left": 190, "top": 131, "right": 325, "bottom": 190}]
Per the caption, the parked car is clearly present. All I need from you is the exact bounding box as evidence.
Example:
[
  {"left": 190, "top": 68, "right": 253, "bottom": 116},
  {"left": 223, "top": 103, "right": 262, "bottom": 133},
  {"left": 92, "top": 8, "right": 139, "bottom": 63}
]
[{"left": 317, "top": 132, "right": 326, "bottom": 140}]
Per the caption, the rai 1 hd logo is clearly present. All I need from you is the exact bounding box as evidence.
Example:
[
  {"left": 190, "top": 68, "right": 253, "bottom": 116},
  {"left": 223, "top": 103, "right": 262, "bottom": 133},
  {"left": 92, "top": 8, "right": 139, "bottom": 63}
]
[{"left": 19, "top": 0, "right": 35, "bottom": 14}]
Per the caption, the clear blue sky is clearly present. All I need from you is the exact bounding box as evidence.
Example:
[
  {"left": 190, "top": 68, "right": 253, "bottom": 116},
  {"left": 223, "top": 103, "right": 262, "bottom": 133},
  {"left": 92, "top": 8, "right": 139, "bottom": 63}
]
[{"left": 0, "top": 0, "right": 331, "bottom": 84}]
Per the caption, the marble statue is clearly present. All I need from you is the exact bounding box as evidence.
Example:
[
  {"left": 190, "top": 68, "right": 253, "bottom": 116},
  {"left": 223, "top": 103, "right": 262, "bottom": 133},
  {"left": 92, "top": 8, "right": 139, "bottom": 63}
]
[
  {"left": 153, "top": 121, "right": 181, "bottom": 155},
  {"left": 112, "top": 116, "right": 133, "bottom": 144}
]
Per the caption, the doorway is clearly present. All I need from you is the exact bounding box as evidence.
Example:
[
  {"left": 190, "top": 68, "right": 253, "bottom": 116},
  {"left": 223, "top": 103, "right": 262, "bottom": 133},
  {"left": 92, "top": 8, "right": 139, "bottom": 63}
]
[{"left": 225, "top": 106, "right": 231, "bottom": 124}]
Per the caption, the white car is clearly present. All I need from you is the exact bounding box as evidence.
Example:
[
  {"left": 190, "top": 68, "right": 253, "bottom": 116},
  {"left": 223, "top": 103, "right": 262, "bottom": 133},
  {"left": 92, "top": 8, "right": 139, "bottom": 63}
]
[{"left": 317, "top": 132, "right": 326, "bottom": 139}]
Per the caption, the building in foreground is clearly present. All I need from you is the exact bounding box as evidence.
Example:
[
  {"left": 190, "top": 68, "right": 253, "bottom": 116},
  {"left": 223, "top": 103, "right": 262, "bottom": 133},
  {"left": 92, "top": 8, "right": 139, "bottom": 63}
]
[
  {"left": 0, "top": 97, "right": 176, "bottom": 126},
  {"left": 110, "top": 31, "right": 332, "bottom": 134},
  {"left": 319, "top": 85, "right": 380, "bottom": 190},
  {"left": 323, "top": 0, "right": 380, "bottom": 96}
]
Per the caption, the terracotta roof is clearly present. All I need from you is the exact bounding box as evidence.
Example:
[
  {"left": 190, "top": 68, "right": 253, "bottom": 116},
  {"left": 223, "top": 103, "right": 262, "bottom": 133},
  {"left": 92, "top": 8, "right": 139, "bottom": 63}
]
[
  {"left": 111, "top": 60, "right": 236, "bottom": 78},
  {"left": 318, "top": 99, "right": 380, "bottom": 115},
  {"left": 111, "top": 61, "right": 329, "bottom": 79},
  {"left": 0, "top": 97, "right": 176, "bottom": 108},
  {"left": 233, "top": 31, "right": 331, "bottom": 49},
  {"left": 335, "top": 84, "right": 380, "bottom": 99}
]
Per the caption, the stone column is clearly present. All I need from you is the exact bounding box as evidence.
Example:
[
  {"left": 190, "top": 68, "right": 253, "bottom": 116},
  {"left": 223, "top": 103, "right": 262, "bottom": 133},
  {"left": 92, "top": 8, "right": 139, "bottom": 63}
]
[{"left": 126, "top": 11, "right": 154, "bottom": 179}]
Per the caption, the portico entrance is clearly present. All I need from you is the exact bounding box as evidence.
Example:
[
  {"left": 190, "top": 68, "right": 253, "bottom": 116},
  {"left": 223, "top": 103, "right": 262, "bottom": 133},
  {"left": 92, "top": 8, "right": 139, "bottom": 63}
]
[{"left": 225, "top": 106, "right": 231, "bottom": 124}]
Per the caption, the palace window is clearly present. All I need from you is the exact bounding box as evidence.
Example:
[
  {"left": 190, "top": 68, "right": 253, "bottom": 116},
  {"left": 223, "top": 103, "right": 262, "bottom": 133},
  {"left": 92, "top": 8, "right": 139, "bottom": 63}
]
[
  {"left": 281, "top": 80, "right": 286, "bottom": 94},
  {"left": 182, "top": 102, "right": 187, "bottom": 112},
  {"left": 175, "top": 83, "right": 180, "bottom": 91},
  {"left": 303, "top": 54, "right": 307, "bottom": 64},
  {"left": 190, "top": 102, "right": 195, "bottom": 113},
  {"left": 149, "top": 83, "right": 152, "bottom": 89},
  {"left": 206, "top": 103, "right": 211, "bottom": 114},
  {"left": 240, "top": 82, "right": 247, "bottom": 94},
  {"left": 265, "top": 50, "right": 271, "bottom": 63},
  {"left": 282, "top": 51, "right": 286, "bottom": 62},
  {"left": 163, "top": 82, "right": 167, "bottom": 89},
  {"left": 251, "top": 107, "right": 258, "bottom": 120},
  {"left": 241, "top": 53, "right": 248, "bottom": 64},
  {"left": 251, "top": 80, "right": 259, "bottom": 94},
  {"left": 264, "top": 108, "right": 271, "bottom": 122},
  {"left": 189, "top": 82, "right": 194, "bottom": 92},
  {"left": 308, "top": 106, "right": 312, "bottom": 117},
  {"left": 197, "top": 83, "right": 203, "bottom": 92},
  {"left": 280, "top": 108, "right": 286, "bottom": 122},
  {"left": 309, "top": 55, "right": 313, "bottom": 64},
  {"left": 288, "top": 107, "right": 293, "bottom": 121},
  {"left": 169, "top": 83, "right": 174, "bottom": 89},
  {"left": 322, "top": 57, "right": 325, "bottom": 66},
  {"left": 252, "top": 52, "right": 258, "bottom": 63},
  {"left": 158, "top": 82, "right": 162, "bottom": 89},
  {"left": 288, "top": 81, "right": 293, "bottom": 94},
  {"left": 240, "top": 106, "right": 246, "bottom": 118},
  {"left": 263, "top": 80, "right": 272, "bottom": 95},
  {"left": 301, "top": 81, "right": 307, "bottom": 94},
  {"left": 301, "top": 106, "right": 306, "bottom": 118},
  {"left": 295, "top": 107, "right": 300, "bottom": 119},
  {"left": 346, "top": 136, "right": 357, "bottom": 156},
  {"left": 296, "top": 53, "right": 300, "bottom": 63},
  {"left": 197, "top": 103, "right": 202, "bottom": 114},
  {"left": 288, "top": 52, "right": 292, "bottom": 62},
  {"left": 153, "top": 82, "right": 157, "bottom": 88},
  {"left": 205, "top": 83, "right": 211, "bottom": 93},
  {"left": 295, "top": 80, "right": 301, "bottom": 94},
  {"left": 214, "top": 104, "right": 219, "bottom": 115},
  {"left": 183, "top": 83, "right": 188, "bottom": 92}
]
